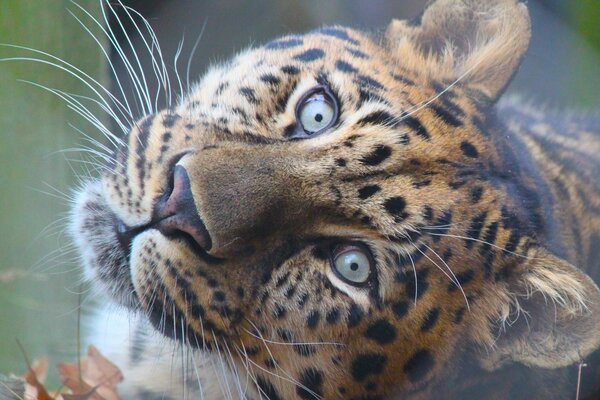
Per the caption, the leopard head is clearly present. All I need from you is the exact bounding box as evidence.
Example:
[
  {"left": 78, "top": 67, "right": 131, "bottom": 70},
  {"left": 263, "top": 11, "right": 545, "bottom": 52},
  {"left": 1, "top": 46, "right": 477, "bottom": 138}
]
[{"left": 72, "top": 0, "right": 600, "bottom": 398}]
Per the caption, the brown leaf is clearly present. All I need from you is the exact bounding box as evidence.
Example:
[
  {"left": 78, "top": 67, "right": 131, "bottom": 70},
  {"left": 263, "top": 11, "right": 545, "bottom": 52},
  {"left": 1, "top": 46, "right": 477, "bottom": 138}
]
[
  {"left": 58, "top": 346, "right": 122, "bottom": 400},
  {"left": 85, "top": 346, "right": 123, "bottom": 389},
  {"left": 22, "top": 357, "right": 53, "bottom": 400},
  {"left": 57, "top": 362, "right": 94, "bottom": 395},
  {"left": 81, "top": 346, "right": 121, "bottom": 400}
]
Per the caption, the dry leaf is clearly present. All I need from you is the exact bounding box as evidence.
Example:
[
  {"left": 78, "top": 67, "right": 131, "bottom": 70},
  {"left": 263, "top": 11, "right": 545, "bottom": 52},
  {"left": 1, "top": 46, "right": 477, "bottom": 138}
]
[
  {"left": 22, "top": 357, "right": 53, "bottom": 400},
  {"left": 57, "top": 362, "right": 95, "bottom": 396},
  {"left": 8, "top": 345, "right": 122, "bottom": 400},
  {"left": 58, "top": 346, "right": 123, "bottom": 400}
]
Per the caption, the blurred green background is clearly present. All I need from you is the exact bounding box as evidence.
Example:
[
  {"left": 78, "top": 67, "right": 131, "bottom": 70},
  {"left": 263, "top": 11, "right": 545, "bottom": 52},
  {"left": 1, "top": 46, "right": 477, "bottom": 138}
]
[{"left": 0, "top": 0, "right": 599, "bottom": 385}]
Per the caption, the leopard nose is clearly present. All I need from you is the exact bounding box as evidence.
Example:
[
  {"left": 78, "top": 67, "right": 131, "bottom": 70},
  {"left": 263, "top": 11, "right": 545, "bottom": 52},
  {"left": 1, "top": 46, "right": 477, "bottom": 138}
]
[{"left": 154, "top": 165, "right": 212, "bottom": 251}]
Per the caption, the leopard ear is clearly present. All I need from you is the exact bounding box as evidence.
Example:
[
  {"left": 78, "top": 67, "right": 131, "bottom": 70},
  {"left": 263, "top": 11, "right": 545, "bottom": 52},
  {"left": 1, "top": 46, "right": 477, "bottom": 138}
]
[
  {"left": 478, "top": 247, "right": 600, "bottom": 370},
  {"left": 384, "top": 0, "right": 531, "bottom": 101}
]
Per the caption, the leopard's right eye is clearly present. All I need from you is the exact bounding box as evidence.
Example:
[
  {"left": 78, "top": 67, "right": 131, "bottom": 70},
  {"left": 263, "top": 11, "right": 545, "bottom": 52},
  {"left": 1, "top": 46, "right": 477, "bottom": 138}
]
[
  {"left": 330, "top": 243, "right": 373, "bottom": 286},
  {"left": 295, "top": 86, "right": 338, "bottom": 136}
]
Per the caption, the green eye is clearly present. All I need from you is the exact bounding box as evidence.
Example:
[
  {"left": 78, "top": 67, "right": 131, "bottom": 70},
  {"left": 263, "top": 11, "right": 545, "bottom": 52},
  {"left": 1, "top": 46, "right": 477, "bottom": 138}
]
[
  {"left": 296, "top": 87, "right": 338, "bottom": 135},
  {"left": 332, "top": 245, "right": 372, "bottom": 285}
]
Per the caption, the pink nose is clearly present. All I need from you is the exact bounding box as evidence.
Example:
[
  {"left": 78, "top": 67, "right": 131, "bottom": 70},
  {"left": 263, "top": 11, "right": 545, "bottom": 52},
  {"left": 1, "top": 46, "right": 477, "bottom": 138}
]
[{"left": 153, "top": 165, "right": 212, "bottom": 251}]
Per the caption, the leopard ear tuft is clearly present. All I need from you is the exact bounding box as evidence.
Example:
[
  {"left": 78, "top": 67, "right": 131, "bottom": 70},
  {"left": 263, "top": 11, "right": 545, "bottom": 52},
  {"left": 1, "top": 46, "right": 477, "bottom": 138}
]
[
  {"left": 478, "top": 247, "right": 600, "bottom": 370},
  {"left": 385, "top": 0, "right": 531, "bottom": 101}
]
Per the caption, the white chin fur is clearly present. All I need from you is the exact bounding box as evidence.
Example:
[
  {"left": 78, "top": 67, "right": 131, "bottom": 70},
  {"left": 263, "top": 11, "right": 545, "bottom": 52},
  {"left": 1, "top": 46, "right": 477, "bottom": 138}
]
[{"left": 86, "top": 303, "right": 249, "bottom": 399}]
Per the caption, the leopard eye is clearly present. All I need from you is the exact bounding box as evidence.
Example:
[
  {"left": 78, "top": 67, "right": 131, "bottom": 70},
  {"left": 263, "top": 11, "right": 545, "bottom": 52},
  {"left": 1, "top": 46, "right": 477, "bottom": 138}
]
[
  {"left": 331, "top": 244, "right": 372, "bottom": 285},
  {"left": 296, "top": 87, "right": 338, "bottom": 135}
]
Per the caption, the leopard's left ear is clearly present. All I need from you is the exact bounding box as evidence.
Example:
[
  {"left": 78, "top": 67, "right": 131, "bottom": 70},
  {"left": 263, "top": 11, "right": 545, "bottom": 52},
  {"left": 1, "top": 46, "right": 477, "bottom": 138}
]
[
  {"left": 478, "top": 247, "right": 600, "bottom": 370},
  {"left": 384, "top": 0, "right": 531, "bottom": 102}
]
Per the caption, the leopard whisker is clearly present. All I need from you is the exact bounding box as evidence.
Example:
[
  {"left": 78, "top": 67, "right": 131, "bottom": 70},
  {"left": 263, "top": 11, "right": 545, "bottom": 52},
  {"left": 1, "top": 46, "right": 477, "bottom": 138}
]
[
  {"left": 118, "top": 2, "right": 174, "bottom": 111},
  {"left": 222, "top": 338, "right": 247, "bottom": 399},
  {"left": 66, "top": 4, "right": 134, "bottom": 128},
  {"left": 0, "top": 51, "right": 125, "bottom": 145},
  {"left": 423, "top": 231, "right": 532, "bottom": 260},
  {"left": 186, "top": 18, "right": 208, "bottom": 98},
  {"left": 411, "top": 241, "right": 470, "bottom": 310},
  {"left": 173, "top": 37, "right": 185, "bottom": 105},
  {"left": 210, "top": 331, "right": 236, "bottom": 400},
  {"left": 19, "top": 80, "right": 124, "bottom": 147},
  {"left": 244, "top": 319, "right": 322, "bottom": 399},
  {"left": 103, "top": 0, "right": 153, "bottom": 116},
  {"left": 242, "top": 327, "right": 344, "bottom": 347}
]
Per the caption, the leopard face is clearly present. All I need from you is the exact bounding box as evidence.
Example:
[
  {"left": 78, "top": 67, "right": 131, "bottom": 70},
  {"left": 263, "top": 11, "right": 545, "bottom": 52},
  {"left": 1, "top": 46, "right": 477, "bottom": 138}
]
[{"left": 72, "top": 0, "right": 600, "bottom": 398}]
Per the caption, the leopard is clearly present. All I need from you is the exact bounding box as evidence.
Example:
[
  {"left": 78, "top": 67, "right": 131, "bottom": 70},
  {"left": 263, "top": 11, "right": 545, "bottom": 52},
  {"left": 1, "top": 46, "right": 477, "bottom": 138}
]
[{"left": 71, "top": 0, "right": 600, "bottom": 398}]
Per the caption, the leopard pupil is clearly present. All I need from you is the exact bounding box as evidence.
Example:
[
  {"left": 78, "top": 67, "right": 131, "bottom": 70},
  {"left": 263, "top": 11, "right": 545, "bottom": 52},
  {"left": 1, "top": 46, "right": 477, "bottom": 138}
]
[
  {"left": 350, "top": 262, "right": 359, "bottom": 271},
  {"left": 315, "top": 113, "right": 323, "bottom": 122}
]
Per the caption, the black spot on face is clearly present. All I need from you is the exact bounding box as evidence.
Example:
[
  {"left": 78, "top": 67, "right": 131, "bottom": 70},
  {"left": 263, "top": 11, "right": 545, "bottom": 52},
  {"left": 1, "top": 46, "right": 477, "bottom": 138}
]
[
  {"left": 273, "top": 304, "right": 286, "bottom": 318},
  {"left": 335, "top": 158, "right": 347, "bottom": 167},
  {"left": 298, "top": 292, "right": 310, "bottom": 308},
  {"left": 356, "top": 111, "right": 398, "bottom": 128},
  {"left": 162, "top": 113, "right": 179, "bottom": 128},
  {"left": 358, "top": 185, "right": 381, "bottom": 200},
  {"left": 326, "top": 308, "right": 340, "bottom": 324},
  {"left": 401, "top": 267, "right": 430, "bottom": 300},
  {"left": 460, "top": 141, "right": 479, "bottom": 158},
  {"left": 240, "top": 87, "right": 259, "bottom": 104},
  {"left": 403, "top": 350, "right": 435, "bottom": 383},
  {"left": 336, "top": 60, "right": 358, "bottom": 73},
  {"left": 470, "top": 186, "right": 484, "bottom": 203},
  {"left": 384, "top": 196, "right": 408, "bottom": 222},
  {"left": 402, "top": 115, "right": 430, "bottom": 140},
  {"left": 449, "top": 269, "right": 475, "bottom": 291},
  {"left": 297, "top": 368, "right": 324, "bottom": 399},
  {"left": 347, "top": 47, "right": 369, "bottom": 59},
  {"left": 465, "top": 212, "right": 487, "bottom": 249},
  {"left": 365, "top": 319, "right": 397, "bottom": 345},
  {"left": 260, "top": 73, "right": 281, "bottom": 86},
  {"left": 430, "top": 104, "right": 463, "bottom": 127},
  {"left": 306, "top": 310, "right": 321, "bottom": 329},
  {"left": 265, "top": 37, "right": 303, "bottom": 49},
  {"left": 348, "top": 303, "right": 364, "bottom": 328},
  {"left": 357, "top": 75, "right": 385, "bottom": 91},
  {"left": 393, "top": 301, "right": 409, "bottom": 319},
  {"left": 453, "top": 307, "right": 466, "bottom": 324},
  {"left": 281, "top": 65, "right": 300, "bottom": 75},
  {"left": 504, "top": 230, "right": 521, "bottom": 253},
  {"left": 351, "top": 353, "right": 387, "bottom": 381},
  {"left": 294, "top": 48, "right": 325, "bottom": 62},
  {"left": 315, "top": 27, "right": 359, "bottom": 45},
  {"left": 392, "top": 74, "right": 415, "bottom": 86},
  {"left": 256, "top": 376, "right": 283, "bottom": 400},
  {"left": 360, "top": 145, "right": 392, "bottom": 166},
  {"left": 422, "top": 206, "right": 434, "bottom": 221},
  {"left": 213, "top": 290, "right": 226, "bottom": 302},
  {"left": 236, "top": 287, "right": 245, "bottom": 298},
  {"left": 420, "top": 308, "right": 440, "bottom": 332},
  {"left": 431, "top": 211, "right": 453, "bottom": 242}
]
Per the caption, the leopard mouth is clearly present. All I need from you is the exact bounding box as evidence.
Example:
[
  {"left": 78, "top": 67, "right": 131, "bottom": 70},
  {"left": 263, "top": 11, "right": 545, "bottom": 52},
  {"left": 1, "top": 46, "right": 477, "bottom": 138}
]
[
  {"left": 72, "top": 175, "right": 222, "bottom": 311},
  {"left": 71, "top": 181, "right": 139, "bottom": 308}
]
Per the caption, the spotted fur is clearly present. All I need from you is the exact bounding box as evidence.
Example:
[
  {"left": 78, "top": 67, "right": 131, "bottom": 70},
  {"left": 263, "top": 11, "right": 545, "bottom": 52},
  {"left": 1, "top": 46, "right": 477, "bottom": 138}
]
[{"left": 72, "top": 0, "right": 600, "bottom": 399}]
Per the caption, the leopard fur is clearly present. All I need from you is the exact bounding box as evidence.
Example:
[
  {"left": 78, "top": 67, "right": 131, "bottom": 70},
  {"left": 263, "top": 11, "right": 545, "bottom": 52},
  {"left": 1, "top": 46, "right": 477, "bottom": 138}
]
[{"left": 72, "top": 0, "right": 600, "bottom": 398}]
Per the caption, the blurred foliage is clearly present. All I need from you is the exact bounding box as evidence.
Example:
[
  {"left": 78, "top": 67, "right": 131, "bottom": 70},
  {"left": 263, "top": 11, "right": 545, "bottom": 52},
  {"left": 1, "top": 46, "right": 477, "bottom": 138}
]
[
  {"left": 575, "top": 0, "right": 600, "bottom": 52},
  {"left": 0, "top": 0, "right": 106, "bottom": 383}
]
